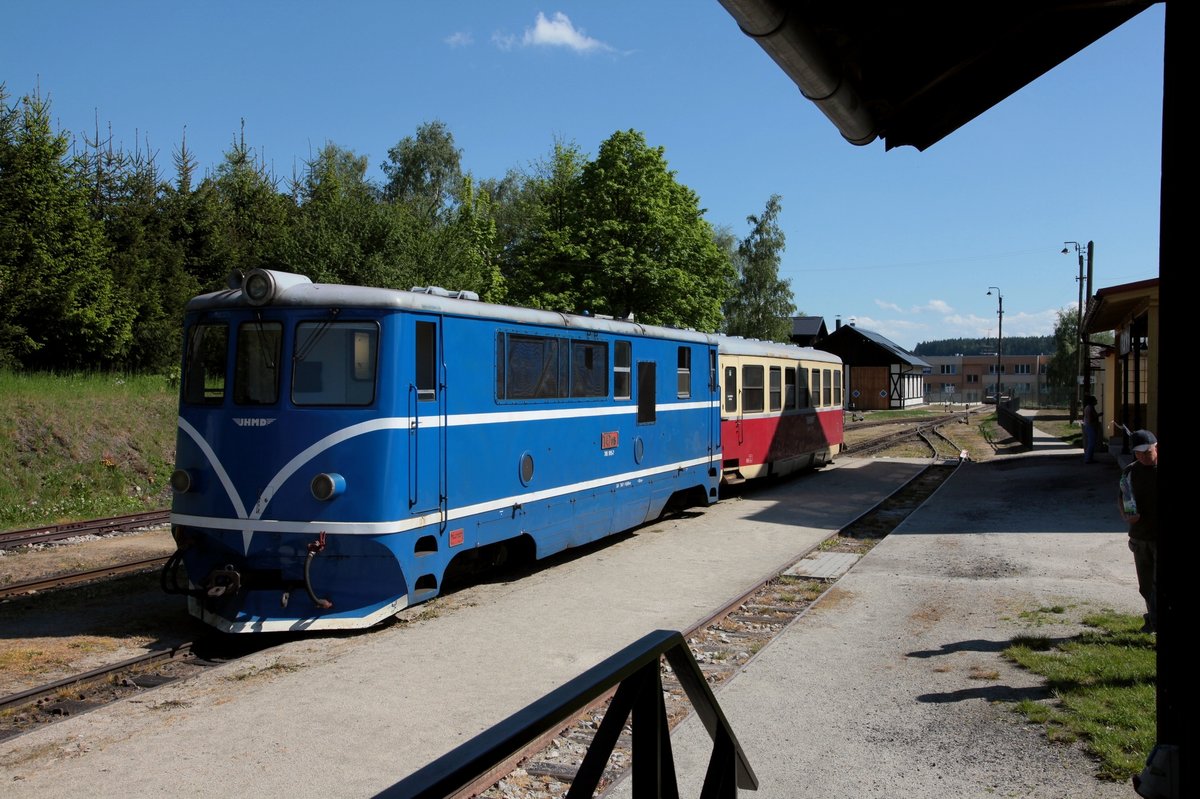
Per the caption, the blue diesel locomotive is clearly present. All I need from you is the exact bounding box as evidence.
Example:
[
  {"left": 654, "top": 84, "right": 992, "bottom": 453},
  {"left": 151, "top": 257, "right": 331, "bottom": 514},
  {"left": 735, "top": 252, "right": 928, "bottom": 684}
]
[{"left": 165, "top": 269, "right": 724, "bottom": 632}]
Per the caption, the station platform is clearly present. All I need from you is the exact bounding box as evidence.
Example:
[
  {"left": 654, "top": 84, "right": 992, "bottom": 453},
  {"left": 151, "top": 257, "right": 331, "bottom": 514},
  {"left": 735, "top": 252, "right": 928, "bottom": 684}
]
[
  {"left": 0, "top": 424, "right": 1142, "bottom": 798},
  {"left": 609, "top": 420, "right": 1141, "bottom": 799}
]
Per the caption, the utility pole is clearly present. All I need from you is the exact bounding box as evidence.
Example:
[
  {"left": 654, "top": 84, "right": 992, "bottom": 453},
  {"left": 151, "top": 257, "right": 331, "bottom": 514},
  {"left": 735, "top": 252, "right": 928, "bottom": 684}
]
[{"left": 1063, "top": 241, "right": 1088, "bottom": 421}]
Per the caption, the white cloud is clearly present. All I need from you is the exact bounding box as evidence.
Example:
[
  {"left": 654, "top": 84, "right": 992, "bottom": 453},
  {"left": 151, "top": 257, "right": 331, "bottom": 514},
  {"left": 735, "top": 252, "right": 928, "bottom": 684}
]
[
  {"left": 873, "top": 299, "right": 903, "bottom": 313},
  {"left": 922, "top": 299, "right": 954, "bottom": 315},
  {"left": 445, "top": 31, "right": 473, "bottom": 47},
  {"left": 492, "top": 31, "right": 517, "bottom": 51},
  {"left": 522, "top": 12, "right": 612, "bottom": 53}
]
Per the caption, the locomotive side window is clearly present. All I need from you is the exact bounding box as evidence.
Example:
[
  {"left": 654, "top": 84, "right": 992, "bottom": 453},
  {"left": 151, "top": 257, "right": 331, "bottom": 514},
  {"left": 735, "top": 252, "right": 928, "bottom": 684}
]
[
  {"left": 811, "top": 368, "right": 822, "bottom": 408},
  {"left": 501, "top": 333, "right": 564, "bottom": 399},
  {"left": 415, "top": 321, "right": 437, "bottom": 401},
  {"left": 769, "top": 366, "right": 782, "bottom": 411},
  {"left": 614, "top": 341, "right": 631, "bottom": 400},
  {"left": 234, "top": 321, "right": 281, "bottom": 406},
  {"left": 292, "top": 321, "right": 379, "bottom": 406},
  {"left": 742, "top": 365, "right": 764, "bottom": 413},
  {"left": 571, "top": 340, "right": 608, "bottom": 398},
  {"left": 183, "top": 323, "right": 229, "bottom": 405},
  {"left": 784, "top": 367, "right": 797, "bottom": 409},
  {"left": 497, "top": 333, "right": 611, "bottom": 400},
  {"left": 723, "top": 366, "right": 737, "bottom": 412},
  {"left": 709, "top": 349, "right": 717, "bottom": 392},
  {"left": 822, "top": 368, "right": 833, "bottom": 406},
  {"left": 637, "top": 362, "right": 656, "bottom": 423},
  {"left": 677, "top": 347, "right": 691, "bottom": 398},
  {"left": 833, "top": 369, "right": 843, "bottom": 406}
]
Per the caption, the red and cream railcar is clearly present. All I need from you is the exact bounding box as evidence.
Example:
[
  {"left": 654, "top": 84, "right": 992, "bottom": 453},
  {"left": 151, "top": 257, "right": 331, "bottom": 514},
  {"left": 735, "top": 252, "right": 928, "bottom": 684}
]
[{"left": 717, "top": 337, "right": 844, "bottom": 484}]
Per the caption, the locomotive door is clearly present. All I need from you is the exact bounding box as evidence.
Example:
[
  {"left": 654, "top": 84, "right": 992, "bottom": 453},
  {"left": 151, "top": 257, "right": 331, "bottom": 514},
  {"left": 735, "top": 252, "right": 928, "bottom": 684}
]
[{"left": 407, "top": 315, "right": 445, "bottom": 521}]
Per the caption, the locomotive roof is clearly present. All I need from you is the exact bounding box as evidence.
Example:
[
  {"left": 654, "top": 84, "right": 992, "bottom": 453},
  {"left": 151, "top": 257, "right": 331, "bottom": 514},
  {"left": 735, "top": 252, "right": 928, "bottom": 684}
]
[
  {"left": 186, "top": 276, "right": 716, "bottom": 345},
  {"left": 187, "top": 271, "right": 842, "bottom": 364}
]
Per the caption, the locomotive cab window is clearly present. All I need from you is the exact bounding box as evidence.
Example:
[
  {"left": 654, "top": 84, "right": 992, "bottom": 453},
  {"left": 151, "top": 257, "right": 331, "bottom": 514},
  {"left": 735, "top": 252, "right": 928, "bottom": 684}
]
[
  {"left": 183, "top": 322, "right": 229, "bottom": 405},
  {"left": 415, "top": 321, "right": 437, "bottom": 401},
  {"left": 614, "top": 341, "right": 631, "bottom": 400},
  {"left": 677, "top": 347, "right": 691, "bottom": 398},
  {"left": 292, "top": 320, "right": 379, "bottom": 406},
  {"left": 234, "top": 320, "right": 282, "bottom": 405}
]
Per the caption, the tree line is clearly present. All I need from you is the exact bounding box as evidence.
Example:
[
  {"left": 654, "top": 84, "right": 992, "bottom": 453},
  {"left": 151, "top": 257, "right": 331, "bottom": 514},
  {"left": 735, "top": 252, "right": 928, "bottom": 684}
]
[{"left": 0, "top": 85, "right": 797, "bottom": 374}]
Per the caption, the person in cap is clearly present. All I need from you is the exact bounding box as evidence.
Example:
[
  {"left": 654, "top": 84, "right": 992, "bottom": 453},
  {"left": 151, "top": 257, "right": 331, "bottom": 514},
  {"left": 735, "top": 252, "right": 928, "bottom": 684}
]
[{"left": 1118, "top": 429, "right": 1158, "bottom": 632}]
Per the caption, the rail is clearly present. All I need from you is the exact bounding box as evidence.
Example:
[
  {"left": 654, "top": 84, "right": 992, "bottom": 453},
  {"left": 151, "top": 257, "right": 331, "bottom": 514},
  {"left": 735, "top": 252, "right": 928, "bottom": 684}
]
[{"left": 373, "top": 629, "right": 758, "bottom": 799}]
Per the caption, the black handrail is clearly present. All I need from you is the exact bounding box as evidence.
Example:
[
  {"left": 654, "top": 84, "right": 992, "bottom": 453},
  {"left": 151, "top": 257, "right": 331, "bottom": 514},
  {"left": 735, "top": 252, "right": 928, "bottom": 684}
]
[{"left": 374, "top": 629, "right": 758, "bottom": 798}]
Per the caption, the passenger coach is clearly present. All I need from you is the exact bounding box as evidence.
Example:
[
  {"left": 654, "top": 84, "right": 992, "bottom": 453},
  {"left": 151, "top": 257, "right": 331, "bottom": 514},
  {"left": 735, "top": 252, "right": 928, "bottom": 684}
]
[{"left": 717, "top": 338, "right": 843, "bottom": 484}]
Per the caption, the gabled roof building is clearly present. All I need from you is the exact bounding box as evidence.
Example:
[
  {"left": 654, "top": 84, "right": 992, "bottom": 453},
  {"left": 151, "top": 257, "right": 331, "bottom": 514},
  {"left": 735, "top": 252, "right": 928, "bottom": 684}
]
[{"left": 816, "top": 322, "right": 930, "bottom": 410}]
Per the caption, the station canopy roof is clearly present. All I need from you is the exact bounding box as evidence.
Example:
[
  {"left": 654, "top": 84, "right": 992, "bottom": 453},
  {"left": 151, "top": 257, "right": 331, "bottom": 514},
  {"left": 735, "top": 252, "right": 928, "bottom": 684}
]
[{"left": 719, "top": 1, "right": 1158, "bottom": 151}]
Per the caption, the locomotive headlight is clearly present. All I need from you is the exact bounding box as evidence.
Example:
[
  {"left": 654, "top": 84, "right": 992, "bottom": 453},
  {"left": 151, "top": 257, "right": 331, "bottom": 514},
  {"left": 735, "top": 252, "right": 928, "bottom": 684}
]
[
  {"left": 170, "top": 468, "right": 194, "bottom": 494},
  {"left": 243, "top": 269, "right": 274, "bottom": 306},
  {"left": 311, "top": 472, "right": 346, "bottom": 501}
]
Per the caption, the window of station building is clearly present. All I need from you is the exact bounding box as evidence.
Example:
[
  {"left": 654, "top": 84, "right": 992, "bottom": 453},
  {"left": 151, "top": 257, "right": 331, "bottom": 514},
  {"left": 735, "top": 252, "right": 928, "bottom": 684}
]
[
  {"left": 822, "top": 369, "right": 833, "bottom": 406},
  {"left": 183, "top": 322, "right": 229, "bottom": 405},
  {"left": 769, "top": 366, "right": 782, "bottom": 411},
  {"left": 677, "top": 347, "right": 691, "bottom": 398},
  {"left": 614, "top": 340, "right": 632, "bottom": 400},
  {"left": 233, "top": 320, "right": 282, "bottom": 405},
  {"left": 784, "top": 367, "right": 797, "bottom": 409},
  {"left": 292, "top": 320, "right": 379, "bottom": 406},
  {"left": 810, "top": 368, "right": 822, "bottom": 408},
  {"left": 742, "top": 365, "right": 764, "bottom": 413},
  {"left": 833, "top": 369, "right": 842, "bottom": 406}
]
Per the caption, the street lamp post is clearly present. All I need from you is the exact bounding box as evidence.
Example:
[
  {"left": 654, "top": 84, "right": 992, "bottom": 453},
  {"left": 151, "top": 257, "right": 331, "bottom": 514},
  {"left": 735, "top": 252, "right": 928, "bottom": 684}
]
[
  {"left": 1062, "top": 241, "right": 1094, "bottom": 420},
  {"left": 987, "top": 287, "right": 1003, "bottom": 402}
]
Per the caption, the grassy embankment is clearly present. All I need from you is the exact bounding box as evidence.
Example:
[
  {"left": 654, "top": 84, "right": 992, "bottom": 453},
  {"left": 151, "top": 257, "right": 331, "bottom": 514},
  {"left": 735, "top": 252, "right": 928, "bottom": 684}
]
[{"left": 0, "top": 371, "right": 177, "bottom": 531}]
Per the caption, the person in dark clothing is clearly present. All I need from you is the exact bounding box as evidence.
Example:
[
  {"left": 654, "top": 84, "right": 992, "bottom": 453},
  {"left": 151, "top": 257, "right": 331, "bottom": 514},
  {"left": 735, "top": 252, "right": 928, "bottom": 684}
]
[
  {"left": 1118, "top": 429, "right": 1158, "bottom": 632},
  {"left": 1081, "top": 395, "right": 1101, "bottom": 462}
]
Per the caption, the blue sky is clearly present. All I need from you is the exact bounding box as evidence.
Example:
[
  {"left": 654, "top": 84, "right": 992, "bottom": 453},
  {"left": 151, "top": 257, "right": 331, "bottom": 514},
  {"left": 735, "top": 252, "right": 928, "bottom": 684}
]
[{"left": 3, "top": 2, "right": 1165, "bottom": 351}]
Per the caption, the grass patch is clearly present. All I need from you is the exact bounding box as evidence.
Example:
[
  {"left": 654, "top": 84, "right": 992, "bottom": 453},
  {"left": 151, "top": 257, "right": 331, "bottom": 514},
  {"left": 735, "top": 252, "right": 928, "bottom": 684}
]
[
  {"left": 1003, "top": 611, "right": 1155, "bottom": 781},
  {"left": 0, "top": 370, "right": 178, "bottom": 530}
]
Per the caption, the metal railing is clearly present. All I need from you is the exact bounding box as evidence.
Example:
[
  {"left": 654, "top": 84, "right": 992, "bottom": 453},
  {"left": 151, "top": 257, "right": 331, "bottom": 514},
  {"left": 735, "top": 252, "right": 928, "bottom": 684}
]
[{"left": 374, "top": 629, "right": 758, "bottom": 799}]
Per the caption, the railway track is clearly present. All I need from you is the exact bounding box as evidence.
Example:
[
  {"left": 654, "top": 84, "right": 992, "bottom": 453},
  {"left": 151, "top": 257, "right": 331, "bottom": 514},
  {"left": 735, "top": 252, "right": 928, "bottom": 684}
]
[
  {"left": 0, "top": 463, "right": 957, "bottom": 765},
  {"left": 471, "top": 462, "right": 959, "bottom": 798},
  {"left": 0, "top": 556, "right": 169, "bottom": 600},
  {"left": 0, "top": 510, "right": 170, "bottom": 550}
]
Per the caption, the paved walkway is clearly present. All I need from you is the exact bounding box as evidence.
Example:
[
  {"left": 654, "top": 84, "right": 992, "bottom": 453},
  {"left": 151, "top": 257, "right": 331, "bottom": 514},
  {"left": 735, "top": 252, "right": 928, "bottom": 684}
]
[{"left": 610, "top": 421, "right": 1142, "bottom": 798}]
